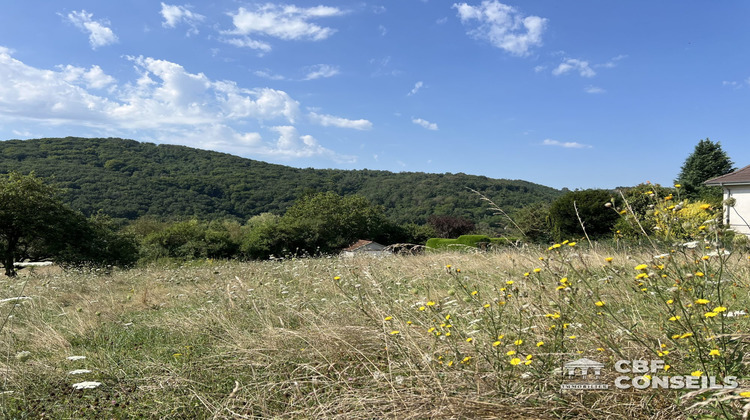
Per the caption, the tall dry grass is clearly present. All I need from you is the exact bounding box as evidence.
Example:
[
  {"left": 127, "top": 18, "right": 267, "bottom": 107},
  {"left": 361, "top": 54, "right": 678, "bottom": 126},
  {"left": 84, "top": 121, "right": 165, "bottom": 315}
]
[{"left": 0, "top": 243, "right": 748, "bottom": 418}]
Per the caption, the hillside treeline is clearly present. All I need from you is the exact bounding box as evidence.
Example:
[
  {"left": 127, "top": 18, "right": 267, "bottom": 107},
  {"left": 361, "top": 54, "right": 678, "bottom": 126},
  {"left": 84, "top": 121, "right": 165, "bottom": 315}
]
[{"left": 0, "top": 137, "right": 561, "bottom": 228}]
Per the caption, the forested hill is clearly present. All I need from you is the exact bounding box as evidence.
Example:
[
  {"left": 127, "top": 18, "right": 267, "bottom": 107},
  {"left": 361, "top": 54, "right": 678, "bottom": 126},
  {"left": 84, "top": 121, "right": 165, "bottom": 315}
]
[{"left": 0, "top": 137, "right": 562, "bottom": 224}]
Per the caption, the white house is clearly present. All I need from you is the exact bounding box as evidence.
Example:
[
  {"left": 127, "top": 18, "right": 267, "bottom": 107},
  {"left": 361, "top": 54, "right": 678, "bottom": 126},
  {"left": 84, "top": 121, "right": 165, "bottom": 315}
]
[{"left": 704, "top": 165, "right": 750, "bottom": 235}]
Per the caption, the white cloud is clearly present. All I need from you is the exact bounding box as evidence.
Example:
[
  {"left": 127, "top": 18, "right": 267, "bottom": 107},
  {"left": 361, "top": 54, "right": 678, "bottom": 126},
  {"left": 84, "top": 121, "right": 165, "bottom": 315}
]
[
  {"left": 552, "top": 58, "right": 595, "bottom": 77},
  {"left": 309, "top": 111, "right": 372, "bottom": 130},
  {"left": 584, "top": 85, "right": 605, "bottom": 94},
  {"left": 408, "top": 81, "right": 424, "bottom": 96},
  {"left": 254, "top": 69, "right": 285, "bottom": 80},
  {"left": 160, "top": 3, "right": 205, "bottom": 35},
  {"left": 59, "top": 65, "right": 116, "bottom": 90},
  {"left": 0, "top": 48, "right": 355, "bottom": 162},
  {"left": 222, "top": 36, "right": 273, "bottom": 52},
  {"left": 304, "top": 64, "right": 340, "bottom": 80},
  {"left": 599, "top": 54, "right": 628, "bottom": 68},
  {"left": 453, "top": 1, "right": 546, "bottom": 56},
  {"left": 267, "top": 125, "right": 354, "bottom": 162},
  {"left": 722, "top": 78, "right": 750, "bottom": 89},
  {"left": 412, "top": 117, "right": 438, "bottom": 130},
  {"left": 65, "top": 10, "right": 118, "bottom": 49},
  {"left": 378, "top": 25, "right": 387, "bottom": 36},
  {"left": 226, "top": 4, "right": 344, "bottom": 41},
  {"left": 542, "top": 139, "right": 591, "bottom": 149}
]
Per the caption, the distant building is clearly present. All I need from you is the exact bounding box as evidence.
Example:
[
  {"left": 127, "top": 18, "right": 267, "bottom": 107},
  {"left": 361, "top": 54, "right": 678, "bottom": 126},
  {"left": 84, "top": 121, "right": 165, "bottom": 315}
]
[
  {"left": 705, "top": 165, "right": 750, "bottom": 235},
  {"left": 341, "top": 240, "right": 390, "bottom": 257}
]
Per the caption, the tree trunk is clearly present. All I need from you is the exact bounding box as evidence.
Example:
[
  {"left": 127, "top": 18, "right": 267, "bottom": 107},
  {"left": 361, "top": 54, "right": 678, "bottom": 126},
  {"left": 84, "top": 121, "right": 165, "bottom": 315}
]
[{"left": 2, "top": 237, "right": 17, "bottom": 277}]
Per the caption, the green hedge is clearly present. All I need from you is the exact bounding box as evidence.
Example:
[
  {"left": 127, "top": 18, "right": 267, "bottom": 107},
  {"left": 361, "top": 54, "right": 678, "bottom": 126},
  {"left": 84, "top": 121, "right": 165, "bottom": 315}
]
[{"left": 425, "top": 235, "right": 516, "bottom": 251}]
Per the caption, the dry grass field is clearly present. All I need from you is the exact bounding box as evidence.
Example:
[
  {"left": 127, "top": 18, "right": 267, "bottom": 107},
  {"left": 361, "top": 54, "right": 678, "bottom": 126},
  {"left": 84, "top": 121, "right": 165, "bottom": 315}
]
[{"left": 2, "top": 242, "right": 749, "bottom": 419}]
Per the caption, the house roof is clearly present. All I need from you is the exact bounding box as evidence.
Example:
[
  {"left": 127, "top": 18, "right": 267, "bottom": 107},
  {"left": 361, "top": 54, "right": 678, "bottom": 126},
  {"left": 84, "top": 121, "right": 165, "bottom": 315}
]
[
  {"left": 343, "top": 240, "right": 375, "bottom": 252},
  {"left": 705, "top": 164, "right": 750, "bottom": 186}
]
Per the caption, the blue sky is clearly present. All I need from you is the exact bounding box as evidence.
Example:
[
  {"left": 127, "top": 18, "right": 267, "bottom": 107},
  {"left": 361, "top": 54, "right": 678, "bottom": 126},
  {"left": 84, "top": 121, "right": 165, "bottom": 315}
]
[{"left": 1, "top": 1, "right": 748, "bottom": 190}]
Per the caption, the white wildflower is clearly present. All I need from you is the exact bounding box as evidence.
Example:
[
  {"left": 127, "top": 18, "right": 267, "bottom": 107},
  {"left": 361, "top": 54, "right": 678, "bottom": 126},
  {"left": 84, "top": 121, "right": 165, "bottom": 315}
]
[
  {"left": 68, "top": 369, "right": 92, "bottom": 375},
  {"left": 72, "top": 381, "right": 102, "bottom": 390}
]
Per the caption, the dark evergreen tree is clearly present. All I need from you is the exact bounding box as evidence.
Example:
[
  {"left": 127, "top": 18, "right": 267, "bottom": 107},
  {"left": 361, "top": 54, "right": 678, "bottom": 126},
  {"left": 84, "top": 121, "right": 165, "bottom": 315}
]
[{"left": 676, "top": 138, "right": 734, "bottom": 200}]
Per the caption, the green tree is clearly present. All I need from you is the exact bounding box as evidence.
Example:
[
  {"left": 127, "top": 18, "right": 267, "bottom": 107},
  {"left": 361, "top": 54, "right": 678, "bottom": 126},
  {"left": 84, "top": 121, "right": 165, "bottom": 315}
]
[
  {"left": 676, "top": 138, "right": 734, "bottom": 201},
  {"left": 0, "top": 173, "right": 137, "bottom": 276},
  {"left": 241, "top": 192, "right": 394, "bottom": 259},
  {"left": 512, "top": 203, "right": 552, "bottom": 243},
  {"left": 548, "top": 189, "right": 619, "bottom": 241}
]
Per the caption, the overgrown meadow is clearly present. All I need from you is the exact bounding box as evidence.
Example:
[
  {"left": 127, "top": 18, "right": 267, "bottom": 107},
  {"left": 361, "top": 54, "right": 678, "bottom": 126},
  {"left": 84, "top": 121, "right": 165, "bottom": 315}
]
[{"left": 2, "top": 236, "right": 749, "bottom": 419}]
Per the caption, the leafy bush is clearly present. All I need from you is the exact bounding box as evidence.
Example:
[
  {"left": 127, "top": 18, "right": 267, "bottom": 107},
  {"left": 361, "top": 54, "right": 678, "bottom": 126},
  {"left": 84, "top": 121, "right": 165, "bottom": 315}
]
[
  {"left": 426, "top": 235, "right": 516, "bottom": 251},
  {"left": 548, "top": 189, "right": 619, "bottom": 241}
]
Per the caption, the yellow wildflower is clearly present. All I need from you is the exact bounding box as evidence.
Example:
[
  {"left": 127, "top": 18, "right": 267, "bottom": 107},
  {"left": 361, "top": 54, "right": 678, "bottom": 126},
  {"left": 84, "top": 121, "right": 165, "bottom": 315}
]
[
  {"left": 713, "top": 306, "right": 727, "bottom": 313},
  {"left": 691, "top": 370, "right": 703, "bottom": 377},
  {"left": 514, "top": 339, "right": 523, "bottom": 345},
  {"left": 390, "top": 330, "right": 400, "bottom": 335},
  {"left": 533, "top": 268, "right": 542, "bottom": 273},
  {"left": 510, "top": 358, "right": 521, "bottom": 365},
  {"left": 506, "top": 350, "right": 516, "bottom": 356},
  {"left": 605, "top": 257, "right": 613, "bottom": 262},
  {"left": 536, "top": 341, "right": 544, "bottom": 347},
  {"left": 595, "top": 301, "right": 605, "bottom": 307},
  {"left": 695, "top": 299, "right": 710, "bottom": 305},
  {"left": 384, "top": 316, "right": 393, "bottom": 321},
  {"left": 709, "top": 349, "right": 720, "bottom": 357},
  {"left": 704, "top": 312, "right": 718, "bottom": 318},
  {"left": 493, "top": 341, "right": 501, "bottom": 347},
  {"left": 635, "top": 264, "right": 648, "bottom": 271}
]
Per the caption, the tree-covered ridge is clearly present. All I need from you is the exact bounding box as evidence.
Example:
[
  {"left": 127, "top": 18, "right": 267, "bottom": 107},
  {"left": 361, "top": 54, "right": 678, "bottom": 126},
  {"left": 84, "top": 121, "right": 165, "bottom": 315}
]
[{"left": 0, "top": 137, "right": 561, "bottom": 224}]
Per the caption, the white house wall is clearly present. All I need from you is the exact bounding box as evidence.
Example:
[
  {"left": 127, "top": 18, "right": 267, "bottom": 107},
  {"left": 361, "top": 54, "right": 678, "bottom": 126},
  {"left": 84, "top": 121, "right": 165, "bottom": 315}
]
[{"left": 725, "top": 186, "right": 750, "bottom": 235}]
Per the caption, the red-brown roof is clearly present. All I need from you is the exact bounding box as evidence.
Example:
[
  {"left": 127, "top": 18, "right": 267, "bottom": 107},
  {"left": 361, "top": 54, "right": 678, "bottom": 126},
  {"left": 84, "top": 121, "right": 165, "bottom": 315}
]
[
  {"left": 343, "top": 240, "right": 373, "bottom": 251},
  {"left": 704, "top": 164, "right": 750, "bottom": 186}
]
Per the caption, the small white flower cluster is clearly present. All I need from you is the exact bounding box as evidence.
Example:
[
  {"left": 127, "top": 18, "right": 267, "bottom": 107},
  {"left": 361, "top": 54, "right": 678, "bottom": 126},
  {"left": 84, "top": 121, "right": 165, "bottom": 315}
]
[{"left": 67, "top": 355, "right": 102, "bottom": 390}]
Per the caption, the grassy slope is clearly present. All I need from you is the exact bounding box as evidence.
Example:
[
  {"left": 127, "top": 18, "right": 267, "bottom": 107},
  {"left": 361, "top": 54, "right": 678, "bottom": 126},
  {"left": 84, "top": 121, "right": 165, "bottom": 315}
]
[
  {"left": 2, "top": 244, "right": 749, "bottom": 419},
  {"left": 0, "top": 137, "right": 561, "bottom": 224}
]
